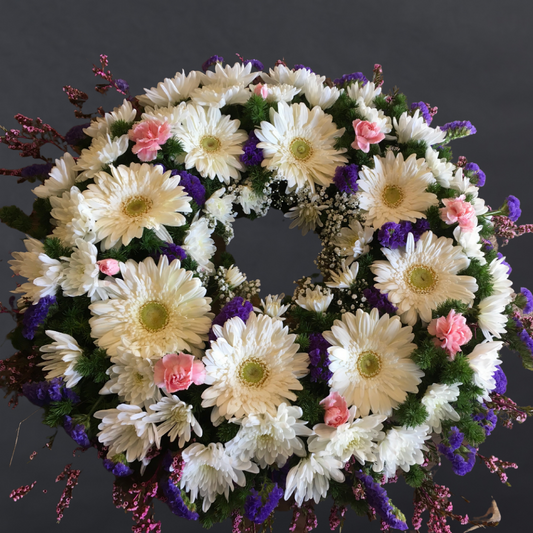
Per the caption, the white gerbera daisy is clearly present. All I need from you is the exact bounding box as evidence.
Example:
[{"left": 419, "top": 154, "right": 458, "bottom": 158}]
[
  {"left": 357, "top": 151, "right": 437, "bottom": 229},
  {"left": 137, "top": 70, "right": 201, "bottom": 108},
  {"left": 176, "top": 104, "right": 247, "bottom": 183},
  {"left": 33, "top": 152, "right": 78, "bottom": 199},
  {"left": 200, "top": 61, "right": 259, "bottom": 88},
  {"left": 147, "top": 394, "right": 202, "bottom": 447},
  {"left": 373, "top": 425, "right": 431, "bottom": 479},
  {"left": 204, "top": 188, "right": 236, "bottom": 225},
  {"left": 261, "top": 64, "right": 323, "bottom": 89},
  {"left": 9, "top": 237, "right": 64, "bottom": 304},
  {"left": 258, "top": 294, "right": 290, "bottom": 320},
  {"left": 84, "top": 99, "right": 137, "bottom": 139},
  {"left": 226, "top": 403, "right": 312, "bottom": 468},
  {"left": 467, "top": 341, "right": 503, "bottom": 401},
  {"left": 256, "top": 101, "right": 347, "bottom": 192},
  {"left": 180, "top": 442, "right": 259, "bottom": 512},
  {"left": 393, "top": 110, "right": 446, "bottom": 146},
  {"left": 425, "top": 147, "right": 455, "bottom": 188},
  {"left": 371, "top": 232, "right": 478, "bottom": 325},
  {"left": 309, "top": 407, "right": 386, "bottom": 464},
  {"left": 183, "top": 216, "right": 217, "bottom": 273},
  {"left": 303, "top": 77, "right": 341, "bottom": 109},
  {"left": 83, "top": 163, "right": 191, "bottom": 250},
  {"left": 284, "top": 453, "right": 345, "bottom": 506},
  {"left": 284, "top": 194, "right": 328, "bottom": 235},
  {"left": 74, "top": 134, "right": 129, "bottom": 182},
  {"left": 94, "top": 404, "right": 159, "bottom": 463},
  {"left": 191, "top": 84, "right": 251, "bottom": 108},
  {"left": 39, "top": 330, "right": 83, "bottom": 388},
  {"left": 346, "top": 81, "right": 382, "bottom": 107},
  {"left": 201, "top": 312, "right": 309, "bottom": 422},
  {"left": 421, "top": 383, "right": 461, "bottom": 434},
  {"left": 326, "top": 261, "right": 359, "bottom": 289},
  {"left": 89, "top": 256, "right": 213, "bottom": 359},
  {"left": 333, "top": 219, "right": 374, "bottom": 262},
  {"left": 323, "top": 308, "right": 423, "bottom": 417},
  {"left": 296, "top": 286, "right": 334, "bottom": 313}
]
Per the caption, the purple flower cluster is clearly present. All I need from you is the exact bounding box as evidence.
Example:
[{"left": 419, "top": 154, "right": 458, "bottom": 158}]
[
  {"left": 333, "top": 164, "right": 359, "bottom": 194},
  {"left": 473, "top": 407, "right": 497, "bottom": 437},
  {"left": 357, "top": 472, "right": 408, "bottom": 530},
  {"left": 438, "top": 427, "right": 476, "bottom": 475},
  {"left": 22, "top": 377, "right": 79, "bottom": 407},
  {"left": 441, "top": 120, "right": 477, "bottom": 136},
  {"left": 410, "top": 102, "right": 432, "bottom": 124},
  {"left": 65, "top": 123, "right": 91, "bottom": 146},
  {"left": 160, "top": 477, "right": 199, "bottom": 520},
  {"left": 293, "top": 64, "right": 313, "bottom": 73},
  {"left": 63, "top": 415, "right": 91, "bottom": 448},
  {"left": 22, "top": 295, "right": 56, "bottom": 340},
  {"left": 378, "top": 219, "right": 430, "bottom": 249},
  {"left": 504, "top": 195, "right": 521, "bottom": 222},
  {"left": 103, "top": 458, "right": 133, "bottom": 477},
  {"left": 308, "top": 333, "right": 332, "bottom": 383},
  {"left": 363, "top": 287, "right": 397, "bottom": 315},
  {"left": 157, "top": 242, "right": 187, "bottom": 263},
  {"left": 244, "top": 59, "right": 264, "bottom": 71},
  {"left": 20, "top": 163, "right": 53, "bottom": 180},
  {"left": 513, "top": 316, "right": 533, "bottom": 355},
  {"left": 333, "top": 72, "right": 368, "bottom": 88},
  {"left": 492, "top": 366, "right": 508, "bottom": 395},
  {"left": 518, "top": 287, "right": 533, "bottom": 314},
  {"left": 201, "top": 55, "right": 224, "bottom": 72},
  {"left": 209, "top": 297, "right": 254, "bottom": 341},
  {"left": 464, "top": 162, "right": 486, "bottom": 187},
  {"left": 114, "top": 79, "right": 129, "bottom": 93},
  {"left": 240, "top": 132, "right": 264, "bottom": 167},
  {"left": 244, "top": 484, "right": 284, "bottom": 524},
  {"left": 173, "top": 170, "right": 206, "bottom": 207}
]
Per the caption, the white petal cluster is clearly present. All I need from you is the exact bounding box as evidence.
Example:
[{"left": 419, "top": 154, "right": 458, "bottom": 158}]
[
  {"left": 39, "top": 330, "right": 83, "bottom": 388},
  {"left": 137, "top": 70, "right": 201, "bottom": 108},
  {"left": 467, "top": 341, "right": 503, "bottom": 401},
  {"left": 425, "top": 147, "right": 455, "bottom": 188},
  {"left": 285, "top": 194, "right": 328, "bottom": 235},
  {"left": 74, "top": 134, "right": 129, "bottom": 181},
  {"left": 303, "top": 77, "right": 341, "bottom": 109},
  {"left": 421, "top": 383, "right": 461, "bottom": 434},
  {"left": 296, "top": 286, "right": 333, "bottom": 313},
  {"left": 258, "top": 294, "right": 290, "bottom": 320},
  {"left": 334, "top": 219, "right": 374, "bottom": 263},
  {"left": 393, "top": 110, "right": 446, "bottom": 146},
  {"left": 346, "top": 81, "right": 382, "bottom": 106},
  {"left": 204, "top": 188, "right": 236, "bottom": 226},
  {"left": 326, "top": 261, "right": 359, "bottom": 289},
  {"left": 84, "top": 99, "right": 137, "bottom": 138},
  {"left": 261, "top": 64, "right": 322, "bottom": 88},
  {"left": 33, "top": 152, "right": 78, "bottom": 199},
  {"left": 183, "top": 216, "right": 217, "bottom": 273}
]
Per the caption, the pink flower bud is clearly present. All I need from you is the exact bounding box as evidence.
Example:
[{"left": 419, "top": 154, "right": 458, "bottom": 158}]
[
  {"left": 439, "top": 195, "right": 477, "bottom": 232},
  {"left": 128, "top": 119, "right": 172, "bottom": 162},
  {"left": 427, "top": 309, "right": 472, "bottom": 360},
  {"left": 351, "top": 119, "right": 385, "bottom": 153},
  {"left": 153, "top": 353, "right": 205, "bottom": 393},
  {"left": 320, "top": 391, "right": 349, "bottom": 427},
  {"left": 254, "top": 83, "right": 268, "bottom": 99},
  {"left": 97, "top": 259, "right": 120, "bottom": 276}
]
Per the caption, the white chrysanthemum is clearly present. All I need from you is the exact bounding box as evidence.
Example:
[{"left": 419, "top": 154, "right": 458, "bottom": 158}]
[
  {"left": 100, "top": 349, "right": 161, "bottom": 407},
  {"left": 204, "top": 188, "right": 236, "bottom": 225},
  {"left": 226, "top": 403, "right": 312, "bottom": 468},
  {"left": 421, "top": 383, "right": 461, "bottom": 434},
  {"left": 323, "top": 308, "right": 423, "bottom": 417},
  {"left": 180, "top": 442, "right": 259, "bottom": 512},
  {"left": 200, "top": 61, "right": 259, "bottom": 88},
  {"left": 453, "top": 225, "right": 485, "bottom": 265},
  {"left": 49, "top": 186, "right": 96, "bottom": 246},
  {"left": 74, "top": 134, "right": 129, "bottom": 181},
  {"left": 357, "top": 100, "right": 393, "bottom": 138},
  {"left": 467, "top": 341, "right": 503, "bottom": 401},
  {"left": 346, "top": 81, "right": 382, "bottom": 106},
  {"left": 326, "top": 261, "right": 359, "bottom": 289},
  {"left": 9, "top": 237, "right": 64, "bottom": 304},
  {"left": 258, "top": 294, "right": 290, "bottom": 320},
  {"left": 202, "top": 313, "right": 309, "bottom": 422},
  {"left": 94, "top": 404, "right": 159, "bottom": 463},
  {"left": 137, "top": 70, "right": 201, "bottom": 108},
  {"left": 261, "top": 64, "right": 323, "bottom": 89},
  {"left": 371, "top": 232, "right": 478, "bottom": 325},
  {"left": 33, "top": 152, "right": 78, "bottom": 199},
  {"left": 357, "top": 151, "right": 437, "bottom": 229},
  {"left": 183, "top": 216, "right": 217, "bottom": 273},
  {"left": 284, "top": 194, "right": 328, "bottom": 235},
  {"left": 84, "top": 99, "right": 137, "bottom": 138},
  {"left": 373, "top": 425, "right": 431, "bottom": 479},
  {"left": 191, "top": 84, "right": 251, "bottom": 108},
  {"left": 393, "top": 110, "right": 446, "bottom": 146},
  {"left": 147, "top": 394, "right": 202, "bottom": 447},
  {"left": 61, "top": 239, "right": 111, "bottom": 301},
  {"left": 176, "top": 104, "right": 247, "bottom": 183},
  {"left": 303, "top": 77, "right": 341, "bottom": 109},
  {"left": 89, "top": 256, "right": 213, "bottom": 359},
  {"left": 334, "top": 219, "right": 374, "bottom": 262},
  {"left": 225, "top": 265, "right": 246, "bottom": 288},
  {"left": 284, "top": 453, "right": 344, "bottom": 506},
  {"left": 309, "top": 407, "right": 386, "bottom": 464},
  {"left": 425, "top": 147, "right": 455, "bottom": 188},
  {"left": 261, "top": 83, "right": 301, "bottom": 103},
  {"left": 449, "top": 168, "right": 488, "bottom": 216},
  {"left": 296, "top": 286, "right": 333, "bottom": 313},
  {"left": 256, "top": 101, "right": 347, "bottom": 192},
  {"left": 83, "top": 164, "right": 191, "bottom": 250},
  {"left": 39, "top": 330, "right": 83, "bottom": 388},
  {"left": 141, "top": 101, "right": 189, "bottom": 136},
  {"left": 237, "top": 184, "right": 268, "bottom": 215}
]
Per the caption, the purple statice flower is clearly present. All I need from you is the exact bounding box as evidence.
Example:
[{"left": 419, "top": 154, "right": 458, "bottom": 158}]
[
  {"left": 22, "top": 295, "right": 56, "bottom": 340},
  {"left": 333, "top": 72, "right": 368, "bottom": 88},
  {"left": 378, "top": 222, "right": 409, "bottom": 249},
  {"left": 20, "top": 163, "right": 54, "bottom": 180},
  {"left": 48, "top": 377, "right": 64, "bottom": 402},
  {"left": 63, "top": 415, "right": 91, "bottom": 448},
  {"left": 464, "top": 162, "right": 486, "bottom": 187},
  {"left": 103, "top": 458, "right": 134, "bottom": 477},
  {"left": 411, "top": 102, "right": 432, "bottom": 124},
  {"left": 363, "top": 287, "right": 397, "bottom": 315},
  {"left": 156, "top": 242, "right": 187, "bottom": 263},
  {"left": 209, "top": 297, "right": 253, "bottom": 341},
  {"left": 114, "top": 79, "right": 129, "bottom": 93},
  {"left": 65, "top": 123, "right": 91, "bottom": 147},
  {"left": 503, "top": 195, "right": 521, "bottom": 222},
  {"left": 22, "top": 381, "right": 52, "bottom": 407},
  {"left": 172, "top": 170, "right": 206, "bottom": 207},
  {"left": 160, "top": 477, "right": 199, "bottom": 520},
  {"left": 62, "top": 386, "right": 80, "bottom": 404},
  {"left": 438, "top": 440, "right": 477, "bottom": 476},
  {"left": 202, "top": 55, "right": 224, "bottom": 72},
  {"left": 411, "top": 218, "right": 430, "bottom": 240},
  {"left": 519, "top": 287, "right": 533, "bottom": 314},
  {"left": 496, "top": 252, "right": 512, "bottom": 275},
  {"left": 473, "top": 407, "right": 497, "bottom": 436},
  {"left": 514, "top": 316, "right": 533, "bottom": 355},
  {"left": 357, "top": 473, "right": 408, "bottom": 530},
  {"left": 245, "top": 484, "right": 284, "bottom": 524},
  {"left": 294, "top": 64, "right": 313, "bottom": 73},
  {"left": 244, "top": 59, "right": 264, "bottom": 71},
  {"left": 492, "top": 366, "right": 507, "bottom": 395},
  {"left": 240, "top": 132, "right": 264, "bottom": 167},
  {"left": 441, "top": 120, "right": 477, "bottom": 137},
  {"left": 333, "top": 164, "right": 359, "bottom": 194},
  {"left": 308, "top": 332, "right": 332, "bottom": 383},
  {"left": 447, "top": 426, "right": 464, "bottom": 452}
]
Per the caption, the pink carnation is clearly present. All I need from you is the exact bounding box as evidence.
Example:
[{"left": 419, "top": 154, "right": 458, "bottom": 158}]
[
  {"left": 128, "top": 119, "right": 172, "bottom": 162},
  {"left": 427, "top": 309, "right": 472, "bottom": 360},
  {"left": 350, "top": 119, "right": 385, "bottom": 153},
  {"left": 320, "top": 391, "right": 349, "bottom": 427},
  {"left": 439, "top": 195, "right": 477, "bottom": 232},
  {"left": 96, "top": 259, "right": 120, "bottom": 276},
  {"left": 153, "top": 353, "right": 206, "bottom": 393}
]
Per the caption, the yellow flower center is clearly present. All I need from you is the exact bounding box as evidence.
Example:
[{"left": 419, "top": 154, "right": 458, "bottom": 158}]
[
  {"left": 139, "top": 301, "right": 169, "bottom": 331},
  {"left": 200, "top": 135, "right": 221, "bottom": 153},
  {"left": 239, "top": 358, "right": 269, "bottom": 387},
  {"left": 407, "top": 265, "right": 438, "bottom": 293},
  {"left": 124, "top": 196, "right": 153, "bottom": 218},
  {"left": 357, "top": 351, "right": 382, "bottom": 378},
  {"left": 382, "top": 185, "right": 404, "bottom": 208},
  {"left": 290, "top": 138, "right": 313, "bottom": 161}
]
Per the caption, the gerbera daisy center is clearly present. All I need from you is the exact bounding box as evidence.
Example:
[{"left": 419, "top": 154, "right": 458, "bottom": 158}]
[
  {"left": 357, "top": 351, "right": 382, "bottom": 378},
  {"left": 139, "top": 301, "right": 170, "bottom": 331},
  {"left": 123, "top": 196, "right": 153, "bottom": 218},
  {"left": 290, "top": 138, "right": 313, "bottom": 161},
  {"left": 407, "top": 265, "right": 438, "bottom": 293},
  {"left": 200, "top": 135, "right": 221, "bottom": 153},
  {"left": 239, "top": 358, "right": 269, "bottom": 387},
  {"left": 382, "top": 185, "right": 404, "bottom": 208}
]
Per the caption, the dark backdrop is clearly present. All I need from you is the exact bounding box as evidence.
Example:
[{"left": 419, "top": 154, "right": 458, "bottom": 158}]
[{"left": 1, "top": 1, "right": 532, "bottom": 531}]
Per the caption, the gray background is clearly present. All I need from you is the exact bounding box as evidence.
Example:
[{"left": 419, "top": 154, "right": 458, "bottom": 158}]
[{"left": 1, "top": 1, "right": 532, "bottom": 531}]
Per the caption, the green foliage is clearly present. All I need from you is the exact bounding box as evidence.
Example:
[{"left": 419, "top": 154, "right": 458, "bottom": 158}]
[
  {"left": 434, "top": 299, "right": 469, "bottom": 318},
  {"left": 402, "top": 139, "right": 428, "bottom": 160},
  {"left": 248, "top": 165, "right": 273, "bottom": 196},
  {"left": 328, "top": 92, "right": 361, "bottom": 129},
  {"left": 411, "top": 339, "right": 446, "bottom": 370},
  {"left": 243, "top": 94, "right": 270, "bottom": 127},
  {"left": 425, "top": 205, "right": 442, "bottom": 229},
  {"left": 296, "top": 333, "right": 310, "bottom": 352},
  {"left": 290, "top": 306, "right": 339, "bottom": 334},
  {"left": 216, "top": 421, "right": 239, "bottom": 443},
  {"left": 44, "top": 399, "right": 75, "bottom": 427},
  {"left": 295, "top": 384, "right": 325, "bottom": 427},
  {"left": 101, "top": 228, "right": 166, "bottom": 263},
  {"left": 161, "top": 137, "right": 185, "bottom": 162},
  {"left": 439, "top": 354, "right": 475, "bottom": 386},
  {"left": 218, "top": 251, "right": 236, "bottom": 269},
  {"left": 404, "top": 464, "right": 425, "bottom": 488},
  {"left": 374, "top": 91, "right": 408, "bottom": 121},
  {"left": 0, "top": 205, "right": 32, "bottom": 233},
  {"left": 44, "top": 294, "right": 92, "bottom": 345},
  {"left": 437, "top": 144, "right": 453, "bottom": 162},
  {"left": 394, "top": 393, "right": 428, "bottom": 428},
  {"left": 75, "top": 348, "right": 112, "bottom": 383},
  {"left": 460, "top": 259, "right": 493, "bottom": 302},
  {"left": 457, "top": 416, "right": 486, "bottom": 446},
  {"left": 478, "top": 215, "right": 494, "bottom": 240},
  {"left": 505, "top": 318, "right": 533, "bottom": 370},
  {"left": 43, "top": 237, "right": 72, "bottom": 259},
  {"left": 110, "top": 120, "right": 134, "bottom": 138},
  {"left": 0, "top": 197, "right": 52, "bottom": 239},
  {"left": 7, "top": 324, "right": 35, "bottom": 352}
]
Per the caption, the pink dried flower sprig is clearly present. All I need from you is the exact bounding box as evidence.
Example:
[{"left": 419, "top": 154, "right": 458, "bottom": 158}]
[
  {"left": 9, "top": 481, "right": 37, "bottom": 502},
  {"left": 55, "top": 464, "right": 81, "bottom": 523},
  {"left": 477, "top": 453, "right": 518, "bottom": 485}
]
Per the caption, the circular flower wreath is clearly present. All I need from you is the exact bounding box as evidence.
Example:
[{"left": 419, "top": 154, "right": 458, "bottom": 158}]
[{"left": 2, "top": 55, "right": 533, "bottom": 532}]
